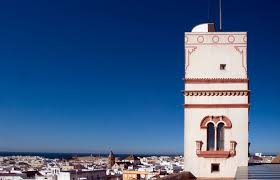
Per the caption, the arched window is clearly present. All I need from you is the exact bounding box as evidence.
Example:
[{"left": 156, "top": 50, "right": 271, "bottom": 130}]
[
  {"left": 217, "top": 123, "right": 225, "bottom": 150},
  {"left": 207, "top": 123, "right": 215, "bottom": 150}
]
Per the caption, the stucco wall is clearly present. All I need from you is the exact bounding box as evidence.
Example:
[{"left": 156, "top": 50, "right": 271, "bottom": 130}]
[{"left": 184, "top": 108, "right": 248, "bottom": 178}]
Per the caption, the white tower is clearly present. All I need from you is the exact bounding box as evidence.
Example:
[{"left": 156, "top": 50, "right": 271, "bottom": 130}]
[{"left": 184, "top": 23, "right": 249, "bottom": 178}]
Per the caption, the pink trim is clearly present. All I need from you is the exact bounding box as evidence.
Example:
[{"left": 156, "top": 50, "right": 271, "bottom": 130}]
[
  {"left": 234, "top": 46, "right": 247, "bottom": 74},
  {"left": 185, "top": 33, "right": 247, "bottom": 36},
  {"left": 184, "top": 104, "right": 250, "bottom": 108},
  {"left": 185, "top": 46, "right": 197, "bottom": 71},
  {"left": 200, "top": 116, "right": 232, "bottom": 128},
  {"left": 186, "top": 43, "right": 246, "bottom": 45},
  {"left": 184, "top": 78, "right": 249, "bottom": 84},
  {"left": 197, "top": 151, "right": 231, "bottom": 158}
]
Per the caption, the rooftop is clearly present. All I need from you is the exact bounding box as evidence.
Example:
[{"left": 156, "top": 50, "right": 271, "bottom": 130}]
[{"left": 236, "top": 164, "right": 280, "bottom": 179}]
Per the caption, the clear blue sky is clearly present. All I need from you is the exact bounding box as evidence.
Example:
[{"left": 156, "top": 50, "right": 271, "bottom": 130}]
[{"left": 0, "top": 0, "right": 279, "bottom": 154}]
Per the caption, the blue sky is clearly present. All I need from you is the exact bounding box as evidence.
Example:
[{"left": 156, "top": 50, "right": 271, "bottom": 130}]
[{"left": 0, "top": 0, "right": 279, "bottom": 154}]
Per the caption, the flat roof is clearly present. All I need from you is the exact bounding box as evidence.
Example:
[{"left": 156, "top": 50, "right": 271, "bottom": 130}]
[{"left": 236, "top": 164, "right": 280, "bottom": 179}]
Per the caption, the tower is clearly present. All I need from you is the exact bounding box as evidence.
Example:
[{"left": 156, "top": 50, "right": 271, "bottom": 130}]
[
  {"left": 184, "top": 23, "right": 249, "bottom": 178},
  {"left": 107, "top": 151, "right": 115, "bottom": 169}
]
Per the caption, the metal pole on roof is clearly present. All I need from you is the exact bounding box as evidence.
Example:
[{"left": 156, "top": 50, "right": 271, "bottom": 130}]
[
  {"left": 208, "top": 0, "right": 210, "bottom": 21},
  {"left": 219, "top": 0, "right": 222, "bottom": 31}
]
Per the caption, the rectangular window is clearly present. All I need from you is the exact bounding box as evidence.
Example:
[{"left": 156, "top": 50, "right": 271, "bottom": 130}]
[
  {"left": 211, "top": 163, "right": 220, "bottom": 173},
  {"left": 220, "top": 64, "right": 226, "bottom": 70}
]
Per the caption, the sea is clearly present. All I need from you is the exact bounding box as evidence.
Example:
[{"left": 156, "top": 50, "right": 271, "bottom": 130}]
[{"left": 0, "top": 152, "right": 182, "bottom": 159}]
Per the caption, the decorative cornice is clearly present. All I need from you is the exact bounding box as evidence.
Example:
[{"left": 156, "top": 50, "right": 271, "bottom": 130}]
[
  {"left": 184, "top": 78, "right": 249, "bottom": 84},
  {"left": 185, "top": 33, "right": 247, "bottom": 45},
  {"left": 184, "top": 104, "right": 250, "bottom": 108},
  {"left": 185, "top": 33, "right": 247, "bottom": 36},
  {"left": 183, "top": 90, "right": 249, "bottom": 96}
]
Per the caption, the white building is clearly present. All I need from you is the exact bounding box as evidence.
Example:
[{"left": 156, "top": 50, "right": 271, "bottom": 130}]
[
  {"left": 255, "top": 153, "right": 262, "bottom": 157},
  {"left": 184, "top": 23, "right": 249, "bottom": 178},
  {"left": 0, "top": 173, "right": 31, "bottom": 180},
  {"left": 57, "top": 170, "right": 106, "bottom": 180}
]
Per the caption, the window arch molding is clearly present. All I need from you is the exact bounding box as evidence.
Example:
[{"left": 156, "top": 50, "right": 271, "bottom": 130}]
[{"left": 200, "top": 116, "right": 232, "bottom": 128}]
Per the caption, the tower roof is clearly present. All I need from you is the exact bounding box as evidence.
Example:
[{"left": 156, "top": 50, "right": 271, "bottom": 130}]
[
  {"left": 191, "top": 23, "right": 215, "bottom": 32},
  {"left": 108, "top": 150, "right": 115, "bottom": 158}
]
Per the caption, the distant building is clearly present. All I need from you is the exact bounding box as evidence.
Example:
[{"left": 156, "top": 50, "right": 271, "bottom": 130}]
[
  {"left": 0, "top": 173, "right": 28, "bottom": 180},
  {"left": 184, "top": 23, "right": 249, "bottom": 178},
  {"left": 37, "top": 167, "right": 58, "bottom": 180},
  {"left": 57, "top": 170, "right": 106, "bottom": 180},
  {"left": 255, "top": 152, "right": 262, "bottom": 157},
  {"left": 36, "top": 174, "right": 55, "bottom": 180},
  {"left": 61, "top": 165, "right": 74, "bottom": 172},
  {"left": 122, "top": 155, "right": 140, "bottom": 165},
  {"left": 111, "top": 162, "right": 131, "bottom": 171},
  {"left": 22, "top": 171, "right": 42, "bottom": 179},
  {"left": 122, "top": 171, "right": 148, "bottom": 180}
]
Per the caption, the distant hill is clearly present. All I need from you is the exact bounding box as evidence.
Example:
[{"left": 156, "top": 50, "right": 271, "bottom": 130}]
[{"left": 272, "top": 153, "right": 280, "bottom": 163}]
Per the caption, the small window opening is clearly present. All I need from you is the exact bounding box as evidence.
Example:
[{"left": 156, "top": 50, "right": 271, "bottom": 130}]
[
  {"left": 211, "top": 164, "right": 220, "bottom": 172},
  {"left": 220, "top": 64, "right": 226, "bottom": 70}
]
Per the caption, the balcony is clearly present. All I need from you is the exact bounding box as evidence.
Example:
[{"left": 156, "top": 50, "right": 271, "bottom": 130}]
[{"left": 196, "top": 141, "right": 237, "bottom": 158}]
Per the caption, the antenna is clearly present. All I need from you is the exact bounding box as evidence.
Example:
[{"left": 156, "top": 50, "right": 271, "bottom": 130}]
[
  {"left": 219, "top": 0, "right": 222, "bottom": 31},
  {"left": 207, "top": 0, "right": 210, "bottom": 21}
]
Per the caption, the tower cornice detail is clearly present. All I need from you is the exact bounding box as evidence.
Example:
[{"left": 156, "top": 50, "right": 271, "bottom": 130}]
[
  {"left": 184, "top": 104, "right": 250, "bottom": 108},
  {"left": 184, "top": 78, "right": 249, "bottom": 84},
  {"left": 185, "top": 33, "right": 247, "bottom": 45},
  {"left": 183, "top": 90, "right": 249, "bottom": 96}
]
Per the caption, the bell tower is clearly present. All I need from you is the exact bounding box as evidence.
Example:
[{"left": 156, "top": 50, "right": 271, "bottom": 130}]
[
  {"left": 107, "top": 150, "right": 115, "bottom": 169},
  {"left": 184, "top": 23, "right": 249, "bottom": 178}
]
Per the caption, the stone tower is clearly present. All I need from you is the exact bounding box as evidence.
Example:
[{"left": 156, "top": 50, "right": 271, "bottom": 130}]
[
  {"left": 107, "top": 151, "right": 115, "bottom": 168},
  {"left": 184, "top": 23, "right": 249, "bottom": 178}
]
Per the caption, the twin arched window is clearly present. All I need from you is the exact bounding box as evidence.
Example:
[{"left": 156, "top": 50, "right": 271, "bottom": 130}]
[{"left": 207, "top": 122, "right": 224, "bottom": 151}]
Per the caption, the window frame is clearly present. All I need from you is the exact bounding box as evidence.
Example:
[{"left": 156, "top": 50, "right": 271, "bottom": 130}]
[
  {"left": 216, "top": 123, "right": 225, "bottom": 150},
  {"left": 207, "top": 122, "right": 215, "bottom": 151},
  {"left": 206, "top": 122, "right": 225, "bottom": 151}
]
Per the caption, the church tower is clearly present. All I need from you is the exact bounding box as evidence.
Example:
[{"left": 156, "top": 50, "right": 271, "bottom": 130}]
[
  {"left": 184, "top": 23, "right": 249, "bottom": 178},
  {"left": 107, "top": 151, "right": 115, "bottom": 169}
]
